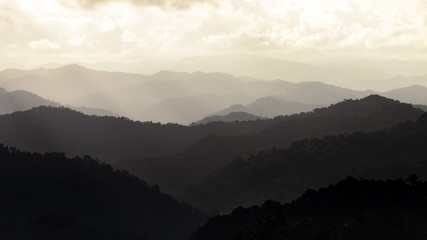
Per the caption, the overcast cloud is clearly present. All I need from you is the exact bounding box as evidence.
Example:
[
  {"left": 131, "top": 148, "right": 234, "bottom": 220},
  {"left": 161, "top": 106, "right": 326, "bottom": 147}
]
[{"left": 1, "top": 0, "right": 427, "bottom": 69}]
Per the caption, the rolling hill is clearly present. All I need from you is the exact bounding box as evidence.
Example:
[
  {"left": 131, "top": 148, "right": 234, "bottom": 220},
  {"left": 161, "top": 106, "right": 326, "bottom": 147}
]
[
  {"left": 191, "top": 176, "right": 427, "bottom": 240},
  {"left": 0, "top": 144, "right": 205, "bottom": 240},
  {"left": 182, "top": 110, "right": 427, "bottom": 213},
  {"left": 115, "top": 95, "right": 423, "bottom": 197}
]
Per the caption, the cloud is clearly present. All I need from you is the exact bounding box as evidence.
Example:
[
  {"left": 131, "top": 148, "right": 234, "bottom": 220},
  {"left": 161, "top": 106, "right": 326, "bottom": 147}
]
[
  {"left": 29, "top": 39, "right": 61, "bottom": 50},
  {"left": 70, "top": 0, "right": 219, "bottom": 10}
]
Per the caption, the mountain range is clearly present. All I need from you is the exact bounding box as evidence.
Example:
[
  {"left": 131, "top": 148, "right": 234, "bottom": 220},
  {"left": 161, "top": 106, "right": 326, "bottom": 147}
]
[
  {"left": 183, "top": 110, "right": 427, "bottom": 213},
  {"left": 115, "top": 95, "right": 423, "bottom": 196},
  {"left": 2, "top": 65, "right": 427, "bottom": 124}
]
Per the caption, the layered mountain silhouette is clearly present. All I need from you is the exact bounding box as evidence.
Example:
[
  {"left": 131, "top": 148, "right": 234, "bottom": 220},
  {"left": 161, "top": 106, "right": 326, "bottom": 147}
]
[
  {"left": 86, "top": 54, "right": 427, "bottom": 88},
  {"left": 0, "top": 106, "right": 275, "bottom": 163},
  {"left": 2, "top": 65, "right": 426, "bottom": 124},
  {"left": 183, "top": 110, "right": 427, "bottom": 213},
  {"left": 115, "top": 95, "right": 423, "bottom": 197},
  {"left": 0, "top": 144, "right": 205, "bottom": 240},
  {"left": 191, "top": 176, "right": 427, "bottom": 240}
]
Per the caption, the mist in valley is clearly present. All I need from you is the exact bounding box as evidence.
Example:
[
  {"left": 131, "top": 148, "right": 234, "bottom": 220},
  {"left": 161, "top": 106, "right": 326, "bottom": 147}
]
[{"left": 1, "top": 0, "right": 427, "bottom": 239}]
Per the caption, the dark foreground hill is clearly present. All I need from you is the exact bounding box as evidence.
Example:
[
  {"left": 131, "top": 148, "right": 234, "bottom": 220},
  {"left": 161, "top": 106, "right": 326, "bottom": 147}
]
[
  {"left": 183, "top": 112, "right": 427, "bottom": 213},
  {"left": 117, "top": 95, "right": 423, "bottom": 196},
  {"left": 191, "top": 176, "right": 427, "bottom": 240},
  {"left": 0, "top": 144, "right": 205, "bottom": 240}
]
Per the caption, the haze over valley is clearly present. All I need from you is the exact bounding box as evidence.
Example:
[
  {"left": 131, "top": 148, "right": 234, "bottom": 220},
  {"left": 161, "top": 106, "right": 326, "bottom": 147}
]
[{"left": 2, "top": 0, "right": 427, "bottom": 239}]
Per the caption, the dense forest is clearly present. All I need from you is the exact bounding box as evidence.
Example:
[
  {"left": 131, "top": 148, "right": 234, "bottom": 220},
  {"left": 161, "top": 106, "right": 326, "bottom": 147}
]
[
  {"left": 0, "top": 144, "right": 205, "bottom": 240},
  {"left": 191, "top": 176, "right": 427, "bottom": 240},
  {"left": 183, "top": 112, "right": 427, "bottom": 213},
  {"left": 0, "top": 106, "right": 277, "bottom": 162},
  {"left": 116, "top": 95, "right": 423, "bottom": 195}
]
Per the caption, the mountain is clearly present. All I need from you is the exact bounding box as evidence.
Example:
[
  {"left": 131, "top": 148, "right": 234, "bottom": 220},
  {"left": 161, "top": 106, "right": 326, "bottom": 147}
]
[
  {"left": 0, "top": 106, "right": 277, "bottom": 163},
  {"left": 138, "top": 94, "right": 256, "bottom": 125},
  {"left": 0, "top": 65, "right": 144, "bottom": 103},
  {"left": 2, "top": 66, "right": 377, "bottom": 124},
  {"left": 382, "top": 85, "right": 427, "bottom": 105},
  {"left": 70, "top": 71, "right": 298, "bottom": 123},
  {"left": 0, "top": 144, "right": 205, "bottom": 240},
  {"left": 191, "top": 176, "right": 427, "bottom": 240},
  {"left": 115, "top": 95, "right": 423, "bottom": 197},
  {"left": 192, "top": 112, "right": 264, "bottom": 125},
  {"left": 182, "top": 110, "right": 427, "bottom": 213},
  {"left": 0, "top": 89, "right": 61, "bottom": 115},
  {"left": 214, "top": 96, "right": 324, "bottom": 118},
  {"left": 0, "top": 86, "right": 6, "bottom": 94},
  {"left": 86, "top": 54, "right": 427, "bottom": 89}
]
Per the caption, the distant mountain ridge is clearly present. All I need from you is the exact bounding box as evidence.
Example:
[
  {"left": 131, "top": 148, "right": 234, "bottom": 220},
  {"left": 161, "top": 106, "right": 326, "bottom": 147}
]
[{"left": 1, "top": 65, "right": 426, "bottom": 124}]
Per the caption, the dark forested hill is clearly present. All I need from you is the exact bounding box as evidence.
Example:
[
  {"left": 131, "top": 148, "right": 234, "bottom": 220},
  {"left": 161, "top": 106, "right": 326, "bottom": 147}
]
[
  {"left": 191, "top": 176, "right": 427, "bottom": 240},
  {"left": 0, "top": 106, "right": 277, "bottom": 162},
  {"left": 116, "top": 95, "right": 423, "bottom": 196},
  {"left": 0, "top": 96, "right": 423, "bottom": 201},
  {"left": 0, "top": 144, "right": 205, "bottom": 240},
  {"left": 183, "top": 112, "right": 427, "bottom": 213}
]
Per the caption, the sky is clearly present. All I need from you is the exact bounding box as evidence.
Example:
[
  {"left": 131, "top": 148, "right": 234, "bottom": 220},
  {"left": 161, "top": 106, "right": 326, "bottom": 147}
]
[{"left": 1, "top": 0, "right": 427, "bottom": 69}]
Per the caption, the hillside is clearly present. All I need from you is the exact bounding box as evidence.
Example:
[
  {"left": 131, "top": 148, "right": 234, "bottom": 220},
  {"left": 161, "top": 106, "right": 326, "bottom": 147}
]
[
  {"left": 0, "top": 106, "right": 278, "bottom": 163},
  {"left": 115, "top": 95, "right": 423, "bottom": 196},
  {"left": 191, "top": 176, "right": 427, "bottom": 240},
  {"left": 0, "top": 144, "right": 205, "bottom": 240},
  {"left": 192, "top": 112, "right": 264, "bottom": 125},
  {"left": 182, "top": 111, "right": 427, "bottom": 213}
]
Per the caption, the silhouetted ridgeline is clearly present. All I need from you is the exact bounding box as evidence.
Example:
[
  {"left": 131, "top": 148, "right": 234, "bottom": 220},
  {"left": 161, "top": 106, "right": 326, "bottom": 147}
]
[
  {"left": 0, "top": 106, "right": 276, "bottom": 162},
  {"left": 116, "top": 95, "right": 423, "bottom": 196},
  {"left": 191, "top": 176, "right": 427, "bottom": 240},
  {"left": 0, "top": 144, "right": 205, "bottom": 240},
  {"left": 183, "top": 112, "right": 427, "bottom": 213}
]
